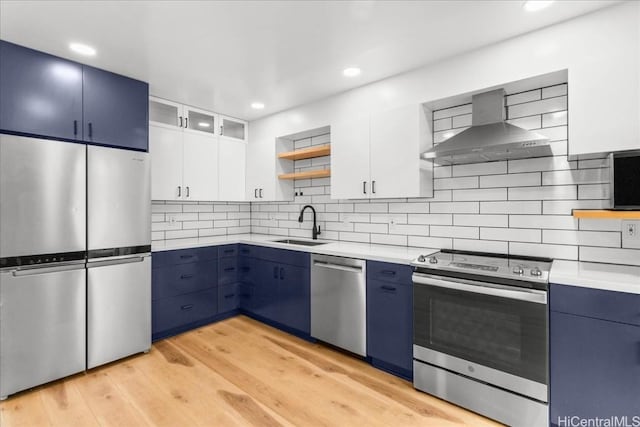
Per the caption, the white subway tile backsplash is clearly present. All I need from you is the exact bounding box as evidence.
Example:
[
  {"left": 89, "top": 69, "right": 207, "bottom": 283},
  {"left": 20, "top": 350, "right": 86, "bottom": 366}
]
[
  {"left": 480, "top": 227, "right": 541, "bottom": 243},
  {"left": 433, "top": 104, "right": 472, "bottom": 120},
  {"left": 579, "top": 247, "right": 640, "bottom": 266},
  {"left": 480, "top": 172, "right": 540, "bottom": 188},
  {"left": 506, "top": 89, "right": 541, "bottom": 106},
  {"left": 508, "top": 96, "right": 567, "bottom": 119},
  {"left": 508, "top": 156, "right": 576, "bottom": 173},
  {"left": 408, "top": 236, "right": 453, "bottom": 249},
  {"left": 542, "top": 111, "right": 567, "bottom": 127},
  {"left": 578, "top": 184, "right": 610, "bottom": 200},
  {"left": 508, "top": 185, "right": 577, "bottom": 201},
  {"left": 355, "top": 223, "right": 388, "bottom": 233},
  {"left": 578, "top": 219, "right": 621, "bottom": 232},
  {"left": 454, "top": 214, "right": 508, "bottom": 227},
  {"left": 509, "top": 215, "right": 578, "bottom": 230},
  {"left": 434, "top": 166, "right": 452, "bottom": 178},
  {"left": 542, "top": 230, "right": 620, "bottom": 247},
  {"left": 339, "top": 232, "right": 370, "bottom": 243},
  {"left": 542, "top": 169, "right": 608, "bottom": 185},
  {"left": 371, "top": 234, "right": 408, "bottom": 246},
  {"left": 451, "top": 114, "right": 472, "bottom": 128},
  {"left": 506, "top": 115, "right": 541, "bottom": 130},
  {"left": 408, "top": 213, "right": 453, "bottom": 225},
  {"left": 510, "top": 242, "right": 578, "bottom": 260},
  {"left": 430, "top": 202, "right": 479, "bottom": 214},
  {"left": 430, "top": 225, "right": 479, "bottom": 239},
  {"left": 433, "top": 117, "right": 452, "bottom": 131},
  {"left": 434, "top": 176, "right": 478, "bottom": 190},
  {"left": 542, "top": 200, "right": 606, "bottom": 215},
  {"left": 480, "top": 201, "right": 541, "bottom": 215},
  {"left": 354, "top": 203, "right": 388, "bottom": 213},
  {"left": 453, "top": 188, "right": 507, "bottom": 201},
  {"left": 390, "top": 224, "right": 429, "bottom": 236},
  {"left": 541, "top": 84, "right": 567, "bottom": 99},
  {"left": 536, "top": 125, "right": 567, "bottom": 142},
  {"left": 452, "top": 161, "right": 507, "bottom": 177},
  {"left": 165, "top": 229, "right": 199, "bottom": 240},
  {"left": 454, "top": 239, "right": 508, "bottom": 254},
  {"left": 388, "top": 202, "right": 430, "bottom": 213},
  {"left": 370, "top": 213, "right": 408, "bottom": 224}
]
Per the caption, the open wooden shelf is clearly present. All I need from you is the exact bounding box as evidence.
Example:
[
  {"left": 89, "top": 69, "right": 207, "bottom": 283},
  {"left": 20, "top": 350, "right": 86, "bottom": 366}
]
[
  {"left": 278, "top": 144, "right": 331, "bottom": 161},
  {"left": 572, "top": 209, "right": 640, "bottom": 219},
  {"left": 278, "top": 169, "right": 331, "bottom": 180}
]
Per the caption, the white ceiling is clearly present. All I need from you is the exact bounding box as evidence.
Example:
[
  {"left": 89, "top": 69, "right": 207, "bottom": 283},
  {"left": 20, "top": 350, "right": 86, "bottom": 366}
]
[{"left": 0, "top": 0, "right": 619, "bottom": 121}]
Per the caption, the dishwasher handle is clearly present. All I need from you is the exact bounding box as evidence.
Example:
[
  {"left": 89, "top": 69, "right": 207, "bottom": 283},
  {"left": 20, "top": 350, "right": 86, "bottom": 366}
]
[{"left": 313, "top": 260, "right": 363, "bottom": 274}]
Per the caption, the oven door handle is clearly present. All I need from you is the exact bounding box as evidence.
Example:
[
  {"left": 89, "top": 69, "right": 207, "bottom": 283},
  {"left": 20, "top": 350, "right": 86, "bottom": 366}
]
[{"left": 412, "top": 273, "right": 547, "bottom": 304}]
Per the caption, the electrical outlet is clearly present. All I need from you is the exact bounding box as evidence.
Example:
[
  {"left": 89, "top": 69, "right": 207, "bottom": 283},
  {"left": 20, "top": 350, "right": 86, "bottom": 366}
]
[
  {"left": 622, "top": 220, "right": 640, "bottom": 249},
  {"left": 167, "top": 214, "right": 176, "bottom": 224}
]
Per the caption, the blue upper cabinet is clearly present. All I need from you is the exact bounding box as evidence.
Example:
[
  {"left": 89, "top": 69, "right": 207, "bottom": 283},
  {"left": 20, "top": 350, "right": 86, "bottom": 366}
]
[
  {"left": 82, "top": 65, "right": 148, "bottom": 151},
  {"left": 0, "top": 40, "right": 83, "bottom": 140},
  {"left": 0, "top": 40, "right": 148, "bottom": 151}
]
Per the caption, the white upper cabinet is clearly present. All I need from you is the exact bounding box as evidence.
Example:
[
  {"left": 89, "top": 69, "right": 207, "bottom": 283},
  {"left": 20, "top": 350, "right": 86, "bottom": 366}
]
[
  {"left": 331, "top": 104, "right": 433, "bottom": 200},
  {"left": 219, "top": 115, "right": 248, "bottom": 143},
  {"left": 150, "top": 97, "right": 222, "bottom": 202},
  {"left": 219, "top": 138, "right": 246, "bottom": 201},
  {"left": 245, "top": 134, "right": 275, "bottom": 200},
  {"left": 331, "top": 116, "right": 370, "bottom": 199}
]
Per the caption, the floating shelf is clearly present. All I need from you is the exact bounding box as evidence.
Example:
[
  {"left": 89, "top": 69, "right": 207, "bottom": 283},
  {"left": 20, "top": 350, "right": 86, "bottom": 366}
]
[
  {"left": 278, "top": 144, "right": 331, "bottom": 160},
  {"left": 572, "top": 210, "right": 640, "bottom": 219},
  {"left": 278, "top": 169, "right": 331, "bottom": 180}
]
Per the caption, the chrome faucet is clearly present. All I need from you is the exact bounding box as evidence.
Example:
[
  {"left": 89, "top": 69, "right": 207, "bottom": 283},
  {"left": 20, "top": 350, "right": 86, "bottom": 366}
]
[{"left": 298, "top": 205, "right": 321, "bottom": 240}]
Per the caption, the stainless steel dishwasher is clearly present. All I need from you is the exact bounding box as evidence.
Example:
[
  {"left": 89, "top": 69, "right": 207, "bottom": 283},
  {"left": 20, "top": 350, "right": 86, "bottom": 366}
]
[{"left": 311, "top": 254, "right": 366, "bottom": 356}]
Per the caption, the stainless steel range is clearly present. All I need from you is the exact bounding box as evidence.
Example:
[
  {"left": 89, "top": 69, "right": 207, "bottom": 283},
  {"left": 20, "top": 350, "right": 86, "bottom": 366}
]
[{"left": 411, "top": 250, "right": 552, "bottom": 427}]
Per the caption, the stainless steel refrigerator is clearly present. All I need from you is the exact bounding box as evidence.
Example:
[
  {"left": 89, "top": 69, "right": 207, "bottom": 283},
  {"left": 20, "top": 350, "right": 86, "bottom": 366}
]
[
  {"left": 86, "top": 145, "right": 151, "bottom": 369},
  {"left": 0, "top": 135, "right": 87, "bottom": 399},
  {"left": 0, "top": 134, "right": 151, "bottom": 399}
]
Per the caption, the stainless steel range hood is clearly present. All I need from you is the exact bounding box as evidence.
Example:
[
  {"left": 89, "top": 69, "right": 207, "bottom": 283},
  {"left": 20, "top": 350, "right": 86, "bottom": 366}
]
[{"left": 421, "top": 89, "right": 552, "bottom": 165}]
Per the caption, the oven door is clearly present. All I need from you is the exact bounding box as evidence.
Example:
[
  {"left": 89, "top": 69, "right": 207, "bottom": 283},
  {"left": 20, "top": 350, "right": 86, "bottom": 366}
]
[{"left": 413, "top": 272, "right": 548, "bottom": 402}]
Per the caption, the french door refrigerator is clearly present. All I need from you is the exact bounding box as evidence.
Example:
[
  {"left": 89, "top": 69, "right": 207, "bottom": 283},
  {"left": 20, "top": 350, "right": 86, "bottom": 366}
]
[
  {"left": 0, "top": 135, "right": 87, "bottom": 399},
  {"left": 86, "top": 145, "right": 151, "bottom": 369}
]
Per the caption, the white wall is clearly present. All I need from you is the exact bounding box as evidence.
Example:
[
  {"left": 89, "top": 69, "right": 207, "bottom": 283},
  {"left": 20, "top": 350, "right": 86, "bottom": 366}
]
[{"left": 249, "top": 2, "right": 639, "bottom": 155}]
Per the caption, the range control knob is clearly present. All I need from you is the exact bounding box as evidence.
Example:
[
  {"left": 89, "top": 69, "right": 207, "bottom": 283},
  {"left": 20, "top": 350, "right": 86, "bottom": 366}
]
[
  {"left": 429, "top": 256, "right": 438, "bottom": 264},
  {"left": 417, "top": 255, "right": 427, "bottom": 263},
  {"left": 530, "top": 267, "right": 542, "bottom": 277},
  {"left": 512, "top": 266, "right": 524, "bottom": 275}
]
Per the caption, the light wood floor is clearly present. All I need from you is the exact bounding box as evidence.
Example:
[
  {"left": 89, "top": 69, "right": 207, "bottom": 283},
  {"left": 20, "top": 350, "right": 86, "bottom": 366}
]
[{"left": 0, "top": 315, "right": 502, "bottom": 426}]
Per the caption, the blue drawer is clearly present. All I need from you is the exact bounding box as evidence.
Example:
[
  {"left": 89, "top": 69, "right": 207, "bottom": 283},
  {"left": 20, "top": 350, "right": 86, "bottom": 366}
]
[
  {"left": 259, "top": 246, "right": 310, "bottom": 268},
  {"left": 218, "top": 283, "right": 239, "bottom": 313},
  {"left": 367, "top": 260, "right": 412, "bottom": 285},
  {"left": 219, "top": 244, "right": 238, "bottom": 258},
  {"left": 550, "top": 284, "right": 640, "bottom": 326},
  {"left": 218, "top": 257, "right": 238, "bottom": 285},
  {"left": 152, "top": 288, "right": 217, "bottom": 334},
  {"left": 152, "top": 262, "right": 217, "bottom": 300},
  {"left": 152, "top": 246, "right": 217, "bottom": 267},
  {"left": 238, "top": 244, "right": 258, "bottom": 257}
]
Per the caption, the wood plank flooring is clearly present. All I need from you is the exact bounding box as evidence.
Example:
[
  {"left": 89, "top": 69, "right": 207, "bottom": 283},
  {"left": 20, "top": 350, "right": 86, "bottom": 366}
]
[{"left": 0, "top": 315, "right": 502, "bottom": 426}]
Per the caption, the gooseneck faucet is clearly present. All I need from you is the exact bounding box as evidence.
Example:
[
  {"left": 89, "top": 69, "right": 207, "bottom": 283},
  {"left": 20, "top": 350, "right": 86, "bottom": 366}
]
[{"left": 298, "top": 205, "right": 321, "bottom": 240}]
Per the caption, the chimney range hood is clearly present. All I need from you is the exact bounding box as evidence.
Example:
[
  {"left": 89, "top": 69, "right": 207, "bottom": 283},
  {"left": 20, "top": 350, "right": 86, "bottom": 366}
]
[{"left": 421, "top": 89, "right": 552, "bottom": 165}]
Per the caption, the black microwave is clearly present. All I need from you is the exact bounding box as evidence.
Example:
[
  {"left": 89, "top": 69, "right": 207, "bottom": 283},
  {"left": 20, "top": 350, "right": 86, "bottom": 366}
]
[{"left": 609, "top": 151, "right": 640, "bottom": 209}]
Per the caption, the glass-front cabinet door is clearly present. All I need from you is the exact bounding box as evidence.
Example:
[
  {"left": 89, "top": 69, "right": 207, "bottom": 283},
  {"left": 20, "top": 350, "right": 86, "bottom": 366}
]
[
  {"left": 184, "top": 105, "right": 217, "bottom": 136},
  {"left": 220, "top": 115, "right": 247, "bottom": 142},
  {"left": 149, "top": 97, "right": 182, "bottom": 129}
]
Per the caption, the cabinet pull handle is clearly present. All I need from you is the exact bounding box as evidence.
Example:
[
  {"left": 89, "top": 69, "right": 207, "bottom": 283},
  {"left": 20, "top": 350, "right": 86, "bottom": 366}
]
[
  {"left": 363, "top": 181, "right": 367, "bottom": 194},
  {"left": 254, "top": 188, "right": 258, "bottom": 198},
  {"left": 381, "top": 270, "right": 396, "bottom": 276},
  {"left": 224, "top": 293, "right": 236, "bottom": 299},
  {"left": 381, "top": 285, "right": 397, "bottom": 292},
  {"left": 186, "top": 186, "right": 190, "bottom": 198},
  {"left": 279, "top": 267, "right": 284, "bottom": 280},
  {"left": 372, "top": 180, "right": 376, "bottom": 194},
  {"left": 73, "top": 120, "right": 78, "bottom": 136},
  {"left": 223, "top": 249, "right": 235, "bottom": 254},
  {"left": 185, "top": 117, "right": 188, "bottom": 128},
  {"left": 179, "top": 116, "right": 183, "bottom": 127},
  {"left": 181, "top": 304, "right": 194, "bottom": 311},
  {"left": 177, "top": 186, "right": 182, "bottom": 197},
  {"left": 179, "top": 255, "right": 193, "bottom": 259},
  {"left": 259, "top": 188, "right": 263, "bottom": 198},
  {"left": 220, "top": 125, "right": 224, "bottom": 135},
  {"left": 273, "top": 266, "right": 279, "bottom": 279},
  {"left": 180, "top": 274, "right": 194, "bottom": 280},
  {"left": 224, "top": 267, "right": 235, "bottom": 272},
  {"left": 88, "top": 122, "right": 93, "bottom": 138}
]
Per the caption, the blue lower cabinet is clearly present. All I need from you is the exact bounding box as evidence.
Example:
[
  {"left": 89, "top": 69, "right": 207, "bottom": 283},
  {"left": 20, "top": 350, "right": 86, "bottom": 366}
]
[
  {"left": 275, "top": 263, "right": 310, "bottom": 334},
  {"left": 218, "top": 256, "right": 238, "bottom": 286},
  {"left": 152, "top": 289, "right": 217, "bottom": 338},
  {"left": 366, "top": 261, "right": 413, "bottom": 379},
  {"left": 218, "top": 283, "right": 239, "bottom": 313},
  {"left": 550, "top": 285, "right": 640, "bottom": 425},
  {"left": 152, "top": 261, "right": 217, "bottom": 300},
  {"left": 253, "top": 260, "right": 279, "bottom": 320}
]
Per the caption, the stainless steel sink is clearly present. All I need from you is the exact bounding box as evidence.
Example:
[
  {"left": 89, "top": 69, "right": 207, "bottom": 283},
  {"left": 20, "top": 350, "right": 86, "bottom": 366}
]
[{"left": 273, "top": 239, "right": 328, "bottom": 247}]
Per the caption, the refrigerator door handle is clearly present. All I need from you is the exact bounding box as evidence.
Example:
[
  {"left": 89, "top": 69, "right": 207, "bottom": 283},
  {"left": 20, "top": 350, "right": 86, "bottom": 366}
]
[
  {"left": 11, "top": 262, "right": 86, "bottom": 277},
  {"left": 87, "top": 256, "right": 148, "bottom": 268}
]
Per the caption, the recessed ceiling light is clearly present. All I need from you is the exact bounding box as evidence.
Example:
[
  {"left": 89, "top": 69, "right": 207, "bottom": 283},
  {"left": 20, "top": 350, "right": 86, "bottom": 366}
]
[
  {"left": 198, "top": 122, "right": 210, "bottom": 128},
  {"left": 343, "top": 67, "right": 361, "bottom": 77},
  {"left": 523, "top": 1, "right": 554, "bottom": 12},
  {"left": 251, "top": 102, "right": 265, "bottom": 110},
  {"left": 69, "top": 42, "right": 96, "bottom": 56}
]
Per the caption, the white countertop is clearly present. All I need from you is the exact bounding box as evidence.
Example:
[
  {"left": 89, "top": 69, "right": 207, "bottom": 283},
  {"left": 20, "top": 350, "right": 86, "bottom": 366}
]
[
  {"left": 152, "top": 233, "right": 437, "bottom": 265},
  {"left": 550, "top": 260, "right": 640, "bottom": 295}
]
